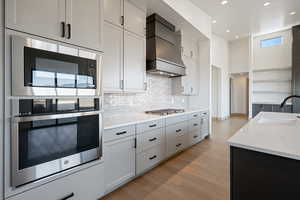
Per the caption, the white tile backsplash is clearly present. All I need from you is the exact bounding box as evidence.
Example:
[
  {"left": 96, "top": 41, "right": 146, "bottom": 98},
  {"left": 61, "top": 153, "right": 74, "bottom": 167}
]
[{"left": 104, "top": 74, "right": 187, "bottom": 113}]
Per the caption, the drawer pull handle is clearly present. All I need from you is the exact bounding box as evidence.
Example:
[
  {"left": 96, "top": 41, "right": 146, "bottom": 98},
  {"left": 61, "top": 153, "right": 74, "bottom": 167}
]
[
  {"left": 203, "top": 112, "right": 207, "bottom": 115},
  {"left": 176, "top": 143, "right": 182, "bottom": 147},
  {"left": 149, "top": 155, "right": 157, "bottom": 160},
  {"left": 193, "top": 135, "right": 198, "bottom": 138},
  {"left": 149, "top": 124, "right": 157, "bottom": 128},
  {"left": 149, "top": 137, "right": 157, "bottom": 142},
  {"left": 116, "top": 131, "right": 127, "bottom": 135},
  {"left": 193, "top": 123, "right": 198, "bottom": 126},
  {"left": 193, "top": 114, "right": 198, "bottom": 117},
  {"left": 60, "top": 193, "right": 74, "bottom": 200},
  {"left": 176, "top": 129, "right": 182, "bottom": 133}
]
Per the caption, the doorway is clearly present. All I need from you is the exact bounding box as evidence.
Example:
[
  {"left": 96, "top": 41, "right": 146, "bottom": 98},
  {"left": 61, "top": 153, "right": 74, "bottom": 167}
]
[{"left": 230, "top": 73, "right": 249, "bottom": 117}]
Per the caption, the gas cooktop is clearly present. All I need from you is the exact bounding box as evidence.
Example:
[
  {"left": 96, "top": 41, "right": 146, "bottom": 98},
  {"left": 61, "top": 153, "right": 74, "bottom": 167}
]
[{"left": 145, "top": 109, "right": 185, "bottom": 116}]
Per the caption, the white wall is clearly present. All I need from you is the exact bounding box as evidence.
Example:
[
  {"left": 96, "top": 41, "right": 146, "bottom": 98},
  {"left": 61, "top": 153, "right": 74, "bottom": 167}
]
[
  {"left": 253, "top": 29, "right": 292, "bottom": 70},
  {"left": 162, "top": 0, "right": 212, "bottom": 39},
  {"left": 211, "top": 34, "right": 230, "bottom": 119},
  {"left": 231, "top": 76, "right": 248, "bottom": 114},
  {"left": 211, "top": 66, "right": 221, "bottom": 118},
  {"left": 229, "top": 37, "right": 250, "bottom": 73},
  {"left": 0, "top": 0, "right": 3, "bottom": 198}
]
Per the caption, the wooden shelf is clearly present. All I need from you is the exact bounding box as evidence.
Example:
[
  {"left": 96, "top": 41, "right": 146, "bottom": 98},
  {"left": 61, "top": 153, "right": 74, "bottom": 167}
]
[
  {"left": 252, "top": 90, "right": 292, "bottom": 94},
  {"left": 253, "top": 67, "right": 292, "bottom": 73},
  {"left": 253, "top": 79, "right": 292, "bottom": 83}
]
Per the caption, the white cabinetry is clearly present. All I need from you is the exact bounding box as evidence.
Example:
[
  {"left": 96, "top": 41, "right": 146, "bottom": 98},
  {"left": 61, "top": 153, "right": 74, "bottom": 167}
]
[
  {"left": 103, "top": 0, "right": 123, "bottom": 27},
  {"left": 124, "top": 31, "right": 146, "bottom": 92},
  {"left": 66, "top": 0, "right": 103, "bottom": 51},
  {"left": 124, "top": 0, "right": 146, "bottom": 37},
  {"left": 103, "top": 126, "right": 136, "bottom": 194},
  {"left": 6, "top": 0, "right": 103, "bottom": 51},
  {"left": 7, "top": 164, "right": 105, "bottom": 200},
  {"left": 103, "top": 22, "right": 124, "bottom": 92},
  {"left": 103, "top": 0, "right": 146, "bottom": 93}
]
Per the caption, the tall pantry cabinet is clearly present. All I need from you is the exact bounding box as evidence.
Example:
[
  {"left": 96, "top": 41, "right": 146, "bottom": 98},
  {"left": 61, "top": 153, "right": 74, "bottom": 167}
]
[{"left": 103, "top": 0, "right": 147, "bottom": 93}]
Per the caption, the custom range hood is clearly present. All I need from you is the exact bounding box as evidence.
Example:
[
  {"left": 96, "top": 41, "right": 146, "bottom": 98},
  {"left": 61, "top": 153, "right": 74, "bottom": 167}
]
[{"left": 146, "top": 14, "right": 186, "bottom": 77}]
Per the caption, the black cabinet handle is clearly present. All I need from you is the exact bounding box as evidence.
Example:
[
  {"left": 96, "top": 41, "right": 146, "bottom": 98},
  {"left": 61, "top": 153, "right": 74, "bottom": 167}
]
[
  {"left": 176, "top": 143, "right": 182, "bottom": 147},
  {"left": 61, "top": 22, "right": 66, "bottom": 38},
  {"left": 149, "top": 137, "right": 157, "bottom": 142},
  {"left": 193, "top": 123, "right": 198, "bottom": 126},
  {"left": 193, "top": 114, "right": 198, "bottom": 117},
  {"left": 60, "top": 193, "right": 74, "bottom": 200},
  {"left": 176, "top": 129, "right": 182, "bottom": 133},
  {"left": 149, "top": 155, "right": 157, "bottom": 160},
  {"left": 116, "top": 131, "right": 127, "bottom": 135},
  {"left": 193, "top": 135, "right": 198, "bottom": 138},
  {"left": 149, "top": 124, "right": 157, "bottom": 128},
  {"left": 67, "top": 24, "right": 71, "bottom": 39},
  {"left": 121, "top": 16, "right": 124, "bottom": 26}
]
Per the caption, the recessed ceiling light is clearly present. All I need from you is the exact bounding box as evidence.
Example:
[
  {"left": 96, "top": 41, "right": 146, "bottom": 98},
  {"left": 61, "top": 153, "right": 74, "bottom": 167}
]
[
  {"left": 263, "top": 2, "right": 270, "bottom": 6},
  {"left": 290, "top": 11, "right": 296, "bottom": 15},
  {"left": 212, "top": 20, "right": 217, "bottom": 24},
  {"left": 221, "top": 0, "right": 228, "bottom": 5},
  {"left": 226, "top": 30, "right": 230, "bottom": 33},
  {"left": 235, "top": 35, "right": 240, "bottom": 39}
]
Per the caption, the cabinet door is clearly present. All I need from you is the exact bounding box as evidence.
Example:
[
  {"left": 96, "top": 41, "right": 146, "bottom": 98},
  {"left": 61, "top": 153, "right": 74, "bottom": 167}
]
[
  {"left": 124, "top": 31, "right": 146, "bottom": 92},
  {"left": 124, "top": 0, "right": 146, "bottom": 37},
  {"left": 66, "top": 0, "right": 103, "bottom": 51},
  {"left": 103, "top": 22, "right": 124, "bottom": 92},
  {"left": 104, "top": 136, "right": 136, "bottom": 193},
  {"left": 6, "top": 0, "right": 65, "bottom": 41},
  {"left": 103, "top": 0, "right": 123, "bottom": 27}
]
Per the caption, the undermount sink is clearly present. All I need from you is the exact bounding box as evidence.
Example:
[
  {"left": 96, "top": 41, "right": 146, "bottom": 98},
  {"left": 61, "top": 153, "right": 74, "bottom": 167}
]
[{"left": 257, "top": 118, "right": 297, "bottom": 125}]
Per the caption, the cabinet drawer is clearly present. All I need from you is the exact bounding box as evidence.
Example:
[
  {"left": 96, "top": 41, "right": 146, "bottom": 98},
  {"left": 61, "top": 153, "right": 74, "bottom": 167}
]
[
  {"left": 136, "top": 145, "right": 162, "bottom": 175},
  {"left": 166, "top": 135, "right": 187, "bottom": 157},
  {"left": 189, "top": 128, "right": 202, "bottom": 146},
  {"left": 166, "top": 121, "right": 188, "bottom": 139},
  {"left": 189, "top": 118, "right": 202, "bottom": 132},
  {"left": 136, "top": 119, "right": 164, "bottom": 134},
  {"left": 7, "top": 164, "right": 104, "bottom": 200},
  {"left": 188, "top": 112, "right": 201, "bottom": 120},
  {"left": 166, "top": 114, "right": 188, "bottom": 126},
  {"left": 136, "top": 128, "right": 164, "bottom": 153},
  {"left": 104, "top": 125, "right": 135, "bottom": 142}
]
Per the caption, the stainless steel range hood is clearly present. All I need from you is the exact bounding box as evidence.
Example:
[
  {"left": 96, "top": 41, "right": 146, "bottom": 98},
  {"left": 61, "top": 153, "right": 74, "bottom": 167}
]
[{"left": 146, "top": 14, "right": 186, "bottom": 77}]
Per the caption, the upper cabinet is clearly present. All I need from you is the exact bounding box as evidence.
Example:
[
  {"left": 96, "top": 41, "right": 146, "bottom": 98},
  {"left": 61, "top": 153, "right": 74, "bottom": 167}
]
[
  {"left": 6, "top": 0, "right": 103, "bottom": 51},
  {"left": 66, "top": 0, "right": 103, "bottom": 51},
  {"left": 124, "top": 0, "right": 146, "bottom": 37},
  {"left": 102, "top": 0, "right": 146, "bottom": 93},
  {"left": 124, "top": 31, "right": 146, "bottom": 92},
  {"left": 103, "top": 0, "right": 123, "bottom": 27},
  {"left": 6, "top": 0, "right": 65, "bottom": 42}
]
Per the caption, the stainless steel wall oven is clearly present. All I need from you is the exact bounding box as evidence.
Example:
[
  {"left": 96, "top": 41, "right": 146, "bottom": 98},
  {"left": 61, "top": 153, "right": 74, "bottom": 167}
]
[
  {"left": 11, "top": 35, "right": 102, "bottom": 97},
  {"left": 11, "top": 98, "right": 102, "bottom": 187}
]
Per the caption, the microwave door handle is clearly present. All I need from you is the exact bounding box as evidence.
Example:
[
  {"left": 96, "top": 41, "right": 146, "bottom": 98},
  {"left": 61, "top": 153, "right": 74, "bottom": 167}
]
[{"left": 13, "top": 111, "right": 101, "bottom": 123}]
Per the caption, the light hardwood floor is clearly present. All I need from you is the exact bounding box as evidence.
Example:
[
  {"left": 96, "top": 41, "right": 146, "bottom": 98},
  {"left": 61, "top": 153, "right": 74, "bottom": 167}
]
[{"left": 102, "top": 116, "right": 248, "bottom": 200}]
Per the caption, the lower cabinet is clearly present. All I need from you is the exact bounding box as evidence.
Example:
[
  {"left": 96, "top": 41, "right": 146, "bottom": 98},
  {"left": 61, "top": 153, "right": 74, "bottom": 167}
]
[
  {"left": 136, "top": 145, "right": 162, "bottom": 175},
  {"left": 166, "top": 121, "right": 188, "bottom": 157},
  {"left": 103, "top": 136, "right": 136, "bottom": 194},
  {"left": 201, "top": 112, "right": 209, "bottom": 138},
  {"left": 7, "top": 163, "right": 105, "bottom": 200}
]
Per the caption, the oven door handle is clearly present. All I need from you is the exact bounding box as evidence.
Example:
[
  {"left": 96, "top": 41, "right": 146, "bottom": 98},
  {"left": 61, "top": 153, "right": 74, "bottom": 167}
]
[{"left": 13, "top": 111, "right": 101, "bottom": 123}]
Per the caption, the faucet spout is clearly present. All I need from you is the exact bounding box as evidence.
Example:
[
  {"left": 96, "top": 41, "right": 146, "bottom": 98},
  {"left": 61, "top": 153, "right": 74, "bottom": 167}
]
[{"left": 280, "top": 95, "right": 300, "bottom": 108}]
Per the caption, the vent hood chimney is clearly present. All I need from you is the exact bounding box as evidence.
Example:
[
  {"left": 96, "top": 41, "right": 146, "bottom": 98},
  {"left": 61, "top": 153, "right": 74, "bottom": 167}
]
[{"left": 146, "top": 14, "right": 186, "bottom": 77}]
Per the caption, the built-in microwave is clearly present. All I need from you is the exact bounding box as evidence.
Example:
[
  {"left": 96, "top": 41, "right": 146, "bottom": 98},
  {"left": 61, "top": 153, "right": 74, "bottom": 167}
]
[
  {"left": 11, "top": 98, "right": 102, "bottom": 187},
  {"left": 11, "top": 35, "right": 102, "bottom": 97}
]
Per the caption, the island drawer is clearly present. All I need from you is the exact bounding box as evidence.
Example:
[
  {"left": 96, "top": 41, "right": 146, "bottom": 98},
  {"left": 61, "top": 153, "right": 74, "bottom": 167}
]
[
  {"left": 103, "top": 125, "right": 135, "bottom": 142},
  {"left": 136, "top": 128, "right": 164, "bottom": 153},
  {"left": 136, "top": 119, "right": 164, "bottom": 134}
]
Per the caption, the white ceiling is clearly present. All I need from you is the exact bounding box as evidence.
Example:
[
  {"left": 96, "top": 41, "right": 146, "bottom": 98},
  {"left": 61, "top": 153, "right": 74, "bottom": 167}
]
[{"left": 190, "top": 0, "right": 300, "bottom": 40}]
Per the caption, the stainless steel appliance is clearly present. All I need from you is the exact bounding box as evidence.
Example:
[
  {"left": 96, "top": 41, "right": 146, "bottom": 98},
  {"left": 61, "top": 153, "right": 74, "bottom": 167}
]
[
  {"left": 145, "top": 109, "right": 185, "bottom": 116},
  {"left": 11, "top": 98, "right": 102, "bottom": 187},
  {"left": 146, "top": 14, "right": 186, "bottom": 77},
  {"left": 11, "top": 35, "right": 102, "bottom": 97}
]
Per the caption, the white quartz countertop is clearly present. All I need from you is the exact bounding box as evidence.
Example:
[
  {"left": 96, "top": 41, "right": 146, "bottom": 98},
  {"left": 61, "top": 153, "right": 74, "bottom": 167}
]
[
  {"left": 103, "top": 108, "right": 209, "bottom": 130},
  {"left": 228, "top": 112, "right": 300, "bottom": 160}
]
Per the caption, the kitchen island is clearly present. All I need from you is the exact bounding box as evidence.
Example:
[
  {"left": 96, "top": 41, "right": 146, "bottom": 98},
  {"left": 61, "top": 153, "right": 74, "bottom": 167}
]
[{"left": 228, "top": 112, "right": 300, "bottom": 200}]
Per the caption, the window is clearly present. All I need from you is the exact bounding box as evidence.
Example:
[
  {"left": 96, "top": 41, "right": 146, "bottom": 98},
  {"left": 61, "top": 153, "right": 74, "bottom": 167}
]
[{"left": 260, "top": 37, "right": 283, "bottom": 48}]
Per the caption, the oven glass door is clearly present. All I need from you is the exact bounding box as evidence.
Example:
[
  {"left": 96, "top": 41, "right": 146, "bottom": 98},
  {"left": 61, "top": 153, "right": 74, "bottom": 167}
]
[
  {"left": 24, "top": 47, "right": 97, "bottom": 89},
  {"left": 18, "top": 114, "right": 100, "bottom": 170}
]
